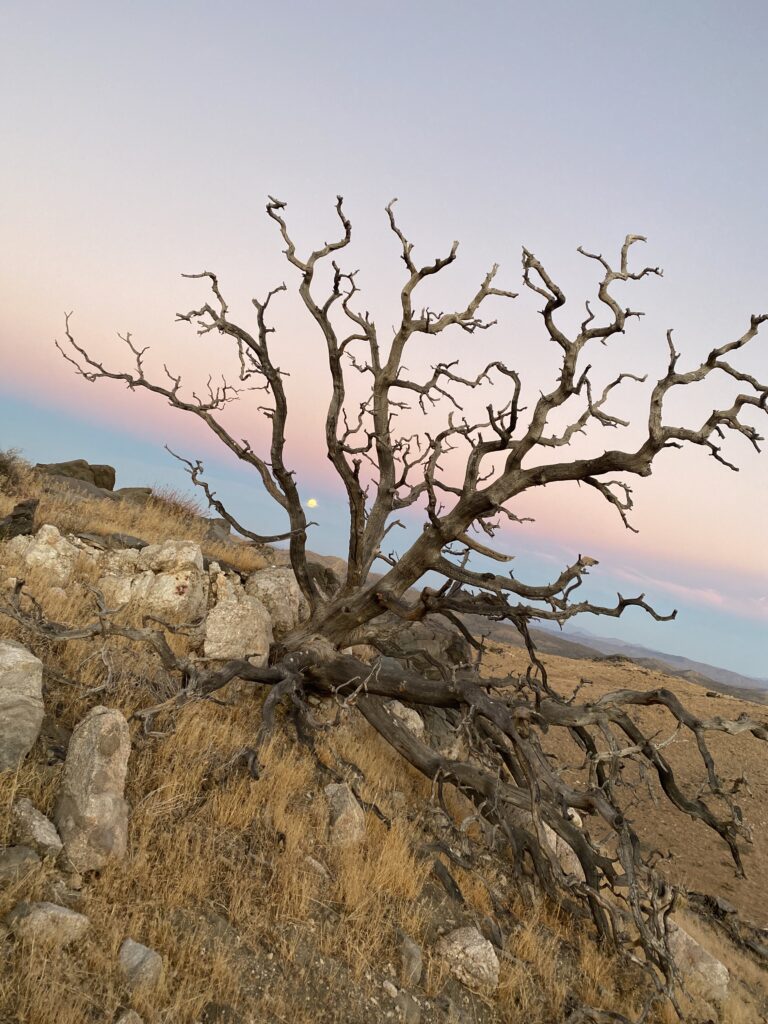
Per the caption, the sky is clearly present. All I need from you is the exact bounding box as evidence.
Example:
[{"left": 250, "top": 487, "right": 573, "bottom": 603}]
[{"left": 0, "top": 1, "right": 766, "bottom": 677}]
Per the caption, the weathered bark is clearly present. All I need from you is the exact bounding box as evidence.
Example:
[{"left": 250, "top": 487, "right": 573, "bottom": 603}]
[{"left": 50, "top": 197, "right": 768, "bottom": 1016}]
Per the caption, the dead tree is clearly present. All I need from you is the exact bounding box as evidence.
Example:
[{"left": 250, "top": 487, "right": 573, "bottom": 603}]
[{"left": 51, "top": 197, "right": 768, "bottom": 1012}]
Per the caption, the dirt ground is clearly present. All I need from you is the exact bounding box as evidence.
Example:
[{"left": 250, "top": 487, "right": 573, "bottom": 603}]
[{"left": 482, "top": 644, "right": 768, "bottom": 928}]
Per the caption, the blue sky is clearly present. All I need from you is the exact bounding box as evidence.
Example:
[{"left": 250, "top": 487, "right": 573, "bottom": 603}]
[{"left": 0, "top": 1, "right": 766, "bottom": 676}]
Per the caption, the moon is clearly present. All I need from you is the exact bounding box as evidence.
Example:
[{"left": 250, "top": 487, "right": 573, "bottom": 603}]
[{"left": 306, "top": 498, "right": 318, "bottom": 508}]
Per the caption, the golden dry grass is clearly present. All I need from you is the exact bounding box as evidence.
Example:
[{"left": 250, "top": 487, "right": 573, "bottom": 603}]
[
  {"left": 0, "top": 453, "right": 268, "bottom": 576},
  {"left": 1, "top": 453, "right": 765, "bottom": 1022}
]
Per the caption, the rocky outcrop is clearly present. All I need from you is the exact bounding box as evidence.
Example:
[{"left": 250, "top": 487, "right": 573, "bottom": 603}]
[
  {"left": 325, "top": 783, "right": 366, "bottom": 846},
  {"left": 669, "top": 921, "right": 729, "bottom": 1010},
  {"left": 10, "top": 799, "right": 62, "bottom": 859},
  {"left": 0, "top": 641, "right": 44, "bottom": 771},
  {"left": 0, "top": 498, "right": 39, "bottom": 541},
  {"left": 98, "top": 539, "right": 208, "bottom": 621},
  {"left": 5, "top": 524, "right": 92, "bottom": 587},
  {"left": 36, "top": 459, "right": 116, "bottom": 490},
  {"left": 204, "top": 572, "right": 273, "bottom": 662},
  {"left": 6, "top": 901, "right": 89, "bottom": 946},
  {"left": 118, "top": 937, "right": 164, "bottom": 991},
  {"left": 244, "top": 566, "right": 308, "bottom": 636},
  {"left": 435, "top": 926, "right": 499, "bottom": 993},
  {"left": 54, "top": 706, "right": 131, "bottom": 872}
]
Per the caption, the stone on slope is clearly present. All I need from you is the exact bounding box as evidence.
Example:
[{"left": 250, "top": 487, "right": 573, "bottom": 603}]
[
  {"left": 118, "top": 937, "right": 164, "bottom": 991},
  {"left": 435, "top": 926, "right": 499, "bottom": 994},
  {"left": 137, "top": 539, "right": 204, "bottom": 573},
  {"left": 398, "top": 930, "right": 423, "bottom": 987},
  {"left": 5, "top": 524, "right": 95, "bottom": 587},
  {"left": 324, "top": 783, "right": 366, "bottom": 847},
  {"left": 0, "top": 846, "right": 40, "bottom": 886},
  {"left": 385, "top": 700, "right": 425, "bottom": 740},
  {"left": 43, "top": 474, "right": 120, "bottom": 502},
  {"left": 0, "top": 640, "right": 44, "bottom": 771},
  {"left": 115, "top": 487, "right": 153, "bottom": 505},
  {"left": 115, "top": 1012, "right": 145, "bottom": 1024},
  {"left": 204, "top": 572, "right": 273, "bottom": 662},
  {"left": 98, "top": 539, "right": 208, "bottom": 621},
  {"left": 0, "top": 498, "right": 39, "bottom": 541},
  {"left": 669, "top": 921, "right": 729, "bottom": 1009},
  {"left": 244, "top": 566, "right": 308, "bottom": 636},
  {"left": 36, "top": 458, "right": 116, "bottom": 490},
  {"left": 10, "top": 798, "right": 63, "bottom": 859},
  {"left": 6, "top": 901, "right": 89, "bottom": 946},
  {"left": 54, "top": 706, "right": 131, "bottom": 872}
]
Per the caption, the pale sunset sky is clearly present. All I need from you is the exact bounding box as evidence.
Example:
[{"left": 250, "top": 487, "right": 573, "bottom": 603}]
[{"left": 0, "top": 2, "right": 766, "bottom": 676}]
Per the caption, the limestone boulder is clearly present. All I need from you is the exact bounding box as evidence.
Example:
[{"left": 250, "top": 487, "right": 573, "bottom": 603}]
[
  {"left": 54, "top": 706, "right": 131, "bottom": 872},
  {"left": 10, "top": 799, "right": 62, "bottom": 859},
  {"left": 669, "top": 921, "right": 729, "bottom": 1009},
  {"left": 324, "top": 783, "right": 365, "bottom": 846},
  {"left": 0, "top": 640, "right": 44, "bottom": 771},
  {"left": 6, "top": 901, "right": 89, "bottom": 946},
  {"left": 98, "top": 540, "right": 208, "bottom": 621},
  {"left": 204, "top": 573, "right": 273, "bottom": 662},
  {"left": 137, "top": 539, "right": 204, "bottom": 574},
  {"left": 435, "top": 926, "right": 499, "bottom": 993},
  {"left": 244, "top": 566, "right": 308, "bottom": 636},
  {"left": 5, "top": 524, "right": 92, "bottom": 587}
]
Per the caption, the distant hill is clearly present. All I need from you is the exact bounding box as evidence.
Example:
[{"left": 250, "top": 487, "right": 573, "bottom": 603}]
[{"left": 534, "top": 624, "right": 768, "bottom": 704}]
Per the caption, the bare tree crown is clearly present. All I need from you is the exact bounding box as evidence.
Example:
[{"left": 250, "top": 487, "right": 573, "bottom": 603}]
[{"left": 49, "top": 197, "right": 768, "bottom": 1016}]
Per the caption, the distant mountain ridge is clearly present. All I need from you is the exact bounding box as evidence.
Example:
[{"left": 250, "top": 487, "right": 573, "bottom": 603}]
[{"left": 536, "top": 624, "right": 768, "bottom": 702}]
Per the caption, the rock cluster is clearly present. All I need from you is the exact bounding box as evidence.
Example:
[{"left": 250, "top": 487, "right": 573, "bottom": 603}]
[{"left": 0, "top": 640, "right": 44, "bottom": 771}]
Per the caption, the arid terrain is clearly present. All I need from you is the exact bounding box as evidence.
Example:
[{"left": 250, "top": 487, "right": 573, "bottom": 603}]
[
  {"left": 1, "top": 454, "right": 767, "bottom": 1023},
  {"left": 483, "top": 645, "right": 768, "bottom": 929}
]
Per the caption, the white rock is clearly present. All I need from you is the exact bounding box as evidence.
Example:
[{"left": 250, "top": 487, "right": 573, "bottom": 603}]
[
  {"left": 436, "top": 926, "right": 499, "bottom": 993},
  {"left": 324, "top": 783, "right": 366, "bottom": 846},
  {"left": 11, "top": 799, "right": 62, "bottom": 858},
  {"left": 0, "top": 640, "right": 44, "bottom": 771},
  {"left": 383, "top": 979, "right": 398, "bottom": 998},
  {"left": 669, "top": 921, "right": 729, "bottom": 1009},
  {"left": 204, "top": 573, "right": 273, "bottom": 662},
  {"left": 100, "top": 547, "right": 141, "bottom": 575},
  {"left": 54, "top": 706, "right": 131, "bottom": 872},
  {"left": 386, "top": 700, "right": 425, "bottom": 739},
  {"left": 118, "top": 937, "right": 164, "bottom": 991},
  {"left": 244, "top": 566, "right": 307, "bottom": 636},
  {"left": 140, "top": 569, "right": 208, "bottom": 620},
  {"left": 137, "top": 539, "right": 204, "bottom": 573},
  {"left": 98, "top": 566, "right": 208, "bottom": 621},
  {"left": 6, "top": 901, "right": 89, "bottom": 946},
  {"left": 5, "top": 524, "right": 90, "bottom": 586}
]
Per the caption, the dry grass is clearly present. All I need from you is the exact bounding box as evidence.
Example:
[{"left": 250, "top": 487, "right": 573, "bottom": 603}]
[
  {"left": 1, "top": 461, "right": 765, "bottom": 1022},
  {"left": 0, "top": 452, "right": 268, "bottom": 576}
]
